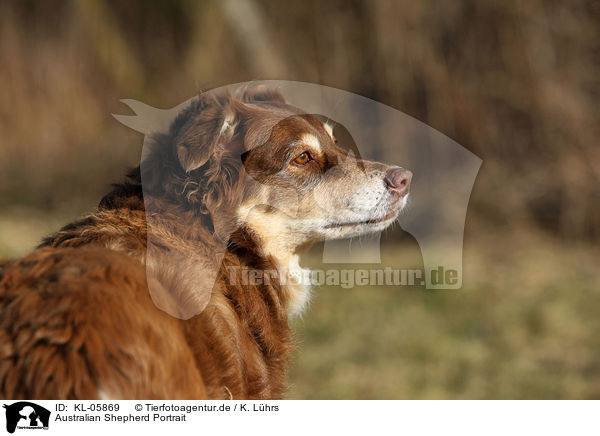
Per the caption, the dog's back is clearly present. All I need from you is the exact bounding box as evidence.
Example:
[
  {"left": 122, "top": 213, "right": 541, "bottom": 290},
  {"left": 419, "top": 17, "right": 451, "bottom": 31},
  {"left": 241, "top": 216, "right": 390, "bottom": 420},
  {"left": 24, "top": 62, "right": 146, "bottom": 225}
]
[
  {"left": 0, "top": 244, "right": 207, "bottom": 399},
  {"left": 0, "top": 179, "right": 208, "bottom": 398},
  {"left": 0, "top": 173, "right": 292, "bottom": 399}
]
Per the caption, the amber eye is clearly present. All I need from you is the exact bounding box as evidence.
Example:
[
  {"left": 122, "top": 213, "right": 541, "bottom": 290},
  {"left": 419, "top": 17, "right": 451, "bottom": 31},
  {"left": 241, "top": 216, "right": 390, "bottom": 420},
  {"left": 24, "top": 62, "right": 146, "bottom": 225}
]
[{"left": 293, "top": 152, "right": 311, "bottom": 165}]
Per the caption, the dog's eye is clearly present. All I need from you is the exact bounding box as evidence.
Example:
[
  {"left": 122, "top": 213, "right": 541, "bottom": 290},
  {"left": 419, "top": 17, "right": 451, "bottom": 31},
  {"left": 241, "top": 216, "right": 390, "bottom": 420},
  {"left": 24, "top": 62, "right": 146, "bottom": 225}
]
[{"left": 293, "top": 152, "right": 312, "bottom": 165}]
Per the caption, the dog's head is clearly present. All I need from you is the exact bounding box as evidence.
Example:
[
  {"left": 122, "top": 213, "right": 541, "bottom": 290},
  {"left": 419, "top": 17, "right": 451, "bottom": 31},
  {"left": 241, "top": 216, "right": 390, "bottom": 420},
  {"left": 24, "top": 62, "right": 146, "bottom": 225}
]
[{"left": 144, "top": 87, "right": 412, "bottom": 260}]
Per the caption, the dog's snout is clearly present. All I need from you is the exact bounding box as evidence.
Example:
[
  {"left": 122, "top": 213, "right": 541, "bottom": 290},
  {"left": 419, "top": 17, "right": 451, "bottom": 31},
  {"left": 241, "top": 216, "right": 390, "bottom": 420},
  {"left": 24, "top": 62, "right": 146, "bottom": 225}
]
[{"left": 384, "top": 167, "right": 412, "bottom": 196}]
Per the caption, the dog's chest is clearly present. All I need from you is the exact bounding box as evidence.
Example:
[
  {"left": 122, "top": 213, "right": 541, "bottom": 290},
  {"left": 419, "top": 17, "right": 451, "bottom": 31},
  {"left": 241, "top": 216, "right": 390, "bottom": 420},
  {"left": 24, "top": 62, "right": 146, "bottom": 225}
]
[{"left": 283, "top": 256, "right": 312, "bottom": 317}]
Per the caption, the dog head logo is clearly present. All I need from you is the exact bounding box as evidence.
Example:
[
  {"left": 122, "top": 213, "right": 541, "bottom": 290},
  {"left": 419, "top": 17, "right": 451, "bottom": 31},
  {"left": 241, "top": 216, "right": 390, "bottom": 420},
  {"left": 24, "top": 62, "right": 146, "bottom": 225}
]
[
  {"left": 113, "top": 80, "right": 481, "bottom": 319},
  {"left": 2, "top": 402, "right": 50, "bottom": 433}
]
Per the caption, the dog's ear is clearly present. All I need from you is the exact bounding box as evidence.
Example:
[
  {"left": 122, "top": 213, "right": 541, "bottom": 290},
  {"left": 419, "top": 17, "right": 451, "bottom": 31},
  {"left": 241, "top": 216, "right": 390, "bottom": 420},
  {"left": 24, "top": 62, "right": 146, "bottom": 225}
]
[
  {"left": 175, "top": 88, "right": 286, "bottom": 172},
  {"left": 175, "top": 99, "right": 238, "bottom": 173}
]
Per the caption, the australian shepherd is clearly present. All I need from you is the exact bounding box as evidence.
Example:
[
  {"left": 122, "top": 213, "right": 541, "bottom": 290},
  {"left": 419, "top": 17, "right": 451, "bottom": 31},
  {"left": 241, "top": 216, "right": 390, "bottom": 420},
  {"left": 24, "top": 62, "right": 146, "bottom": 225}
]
[{"left": 0, "top": 87, "right": 412, "bottom": 399}]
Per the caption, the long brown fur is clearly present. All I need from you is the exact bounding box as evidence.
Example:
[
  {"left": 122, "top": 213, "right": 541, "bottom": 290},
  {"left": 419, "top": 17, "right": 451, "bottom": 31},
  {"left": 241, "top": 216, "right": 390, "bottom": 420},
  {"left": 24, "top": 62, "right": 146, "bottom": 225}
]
[
  {"left": 0, "top": 86, "right": 411, "bottom": 400},
  {"left": 0, "top": 89, "right": 295, "bottom": 400}
]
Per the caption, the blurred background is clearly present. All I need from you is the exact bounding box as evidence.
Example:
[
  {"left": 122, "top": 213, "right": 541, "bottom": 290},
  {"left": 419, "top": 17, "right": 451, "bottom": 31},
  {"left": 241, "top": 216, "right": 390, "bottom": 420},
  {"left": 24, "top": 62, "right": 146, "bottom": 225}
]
[{"left": 1, "top": 0, "right": 599, "bottom": 398}]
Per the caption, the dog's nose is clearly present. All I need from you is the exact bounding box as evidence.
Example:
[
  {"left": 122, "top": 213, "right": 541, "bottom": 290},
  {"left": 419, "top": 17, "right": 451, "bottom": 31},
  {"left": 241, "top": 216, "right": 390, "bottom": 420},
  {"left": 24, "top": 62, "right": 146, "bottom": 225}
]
[{"left": 384, "top": 167, "right": 412, "bottom": 197}]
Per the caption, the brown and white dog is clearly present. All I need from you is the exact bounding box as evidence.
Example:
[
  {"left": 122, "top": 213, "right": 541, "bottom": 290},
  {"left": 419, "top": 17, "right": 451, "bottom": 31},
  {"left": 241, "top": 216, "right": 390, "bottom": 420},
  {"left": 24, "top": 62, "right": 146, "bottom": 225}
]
[{"left": 0, "top": 87, "right": 412, "bottom": 399}]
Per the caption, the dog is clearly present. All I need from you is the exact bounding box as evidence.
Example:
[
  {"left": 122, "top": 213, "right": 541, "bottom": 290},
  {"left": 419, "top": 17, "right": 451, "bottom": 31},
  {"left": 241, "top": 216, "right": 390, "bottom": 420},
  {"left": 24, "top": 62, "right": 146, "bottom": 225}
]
[{"left": 0, "top": 87, "right": 412, "bottom": 399}]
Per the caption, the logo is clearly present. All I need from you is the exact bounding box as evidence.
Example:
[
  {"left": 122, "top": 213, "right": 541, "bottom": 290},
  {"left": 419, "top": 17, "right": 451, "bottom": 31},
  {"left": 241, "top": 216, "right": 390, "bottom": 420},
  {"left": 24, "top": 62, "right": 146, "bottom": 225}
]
[
  {"left": 2, "top": 402, "right": 50, "bottom": 434},
  {"left": 114, "top": 80, "right": 481, "bottom": 319}
]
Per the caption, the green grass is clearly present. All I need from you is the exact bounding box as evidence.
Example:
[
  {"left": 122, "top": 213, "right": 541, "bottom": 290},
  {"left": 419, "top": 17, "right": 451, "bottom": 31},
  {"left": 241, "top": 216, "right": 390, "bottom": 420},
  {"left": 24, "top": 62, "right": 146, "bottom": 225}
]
[{"left": 286, "top": 236, "right": 600, "bottom": 399}]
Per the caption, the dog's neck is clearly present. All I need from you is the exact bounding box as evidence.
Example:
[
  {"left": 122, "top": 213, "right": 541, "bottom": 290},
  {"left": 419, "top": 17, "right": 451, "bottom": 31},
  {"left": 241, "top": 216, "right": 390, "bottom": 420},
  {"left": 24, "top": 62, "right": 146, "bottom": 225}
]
[
  {"left": 227, "top": 222, "right": 313, "bottom": 318},
  {"left": 282, "top": 253, "right": 312, "bottom": 317},
  {"left": 92, "top": 178, "right": 313, "bottom": 318},
  {"left": 258, "top": 236, "right": 313, "bottom": 318}
]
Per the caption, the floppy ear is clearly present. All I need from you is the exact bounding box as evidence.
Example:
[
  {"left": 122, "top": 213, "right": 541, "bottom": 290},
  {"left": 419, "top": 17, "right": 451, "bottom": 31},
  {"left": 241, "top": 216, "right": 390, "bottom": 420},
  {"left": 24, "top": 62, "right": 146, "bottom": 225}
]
[
  {"left": 175, "top": 87, "right": 286, "bottom": 172},
  {"left": 175, "top": 100, "right": 237, "bottom": 173}
]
